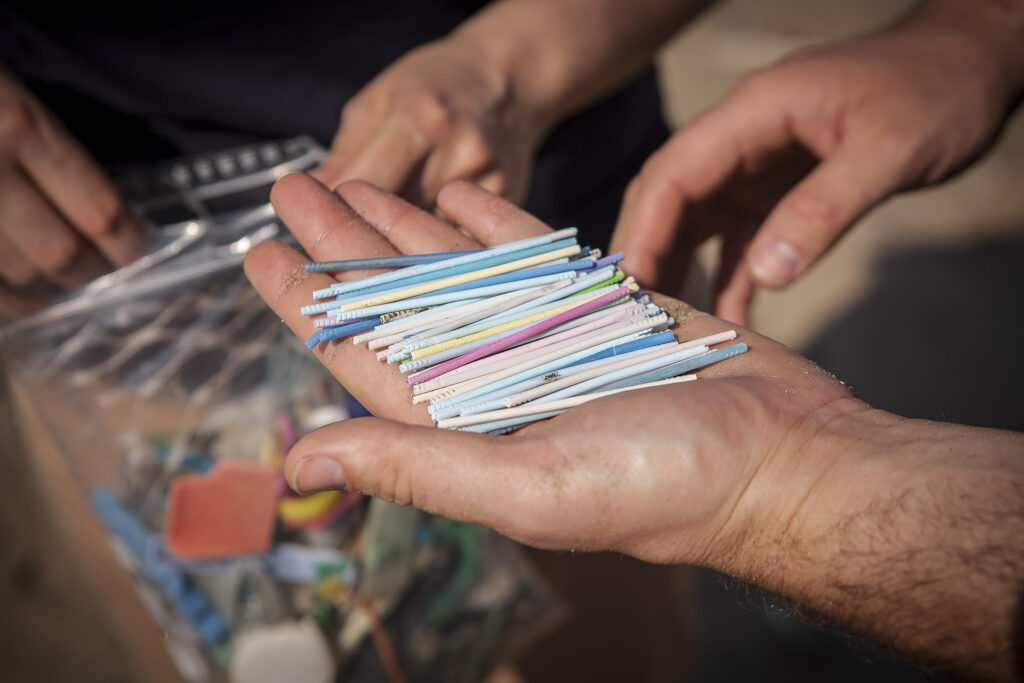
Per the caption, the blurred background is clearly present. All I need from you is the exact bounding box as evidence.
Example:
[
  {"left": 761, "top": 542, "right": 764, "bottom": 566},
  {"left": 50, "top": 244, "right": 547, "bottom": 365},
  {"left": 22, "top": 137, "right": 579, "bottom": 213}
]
[{"left": 1, "top": 0, "right": 1021, "bottom": 681}]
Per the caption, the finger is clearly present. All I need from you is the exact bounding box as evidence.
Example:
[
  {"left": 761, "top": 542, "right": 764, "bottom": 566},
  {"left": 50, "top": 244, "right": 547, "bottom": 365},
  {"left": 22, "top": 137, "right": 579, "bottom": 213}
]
[
  {"left": 327, "top": 113, "right": 433, "bottom": 194},
  {"left": 284, "top": 417, "right": 563, "bottom": 546},
  {"left": 269, "top": 173, "right": 401, "bottom": 282},
  {"left": 335, "top": 179, "right": 481, "bottom": 253},
  {"left": 714, "top": 268, "right": 754, "bottom": 327},
  {"left": 436, "top": 180, "right": 551, "bottom": 246},
  {"left": 610, "top": 82, "right": 792, "bottom": 288},
  {"left": 310, "top": 124, "right": 372, "bottom": 190},
  {"left": 415, "top": 125, "right": 495, "bottom": 206},
  {"left": 0, "top": 165, "right": 105, "bottom": 287},
  {"left": 243, "top": 240, "right": 429, "bottom": 425},
  {"left": 18, "top": 113, "right": 143, "bottom": 267},
  {"left": 745, "top": 143, "right": 899, "bottom": 288},
  {"left": 472, "top": 169, "right": 512, "bottom": 200},
  {"left": 713, "top": 219, "right": 758, "bottom": 326}
]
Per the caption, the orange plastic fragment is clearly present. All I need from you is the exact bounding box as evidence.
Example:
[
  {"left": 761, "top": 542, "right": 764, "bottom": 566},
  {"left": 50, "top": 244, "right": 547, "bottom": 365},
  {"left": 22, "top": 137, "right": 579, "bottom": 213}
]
[{"left": 165, "top": 460, "right": 278, "bottom": 559}]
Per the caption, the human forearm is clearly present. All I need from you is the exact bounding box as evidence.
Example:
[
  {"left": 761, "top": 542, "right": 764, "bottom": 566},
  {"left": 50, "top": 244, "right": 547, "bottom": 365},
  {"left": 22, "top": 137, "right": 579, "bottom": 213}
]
[
  {"left": 914, "top": 0, "right": 1024, "bottom": 110},
  {"left": 721, "top": 402, "right": 1024, "bottom": 680},
  {"left": 450, "top": 0, "right": 712, "bottom": 136}
]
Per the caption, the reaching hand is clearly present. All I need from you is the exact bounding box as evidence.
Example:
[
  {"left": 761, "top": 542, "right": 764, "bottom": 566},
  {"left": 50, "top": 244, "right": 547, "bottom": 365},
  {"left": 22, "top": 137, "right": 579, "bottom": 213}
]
[
  {"left": 311, "top": 37, "right": 540, "bottom": 208},
  {"left": 610, "top": 3, "right": 1024, "bottom": 325},
  {"left": 244, "top": 173, "right": 857, "bottom": 567},
  {"left": 0, "top": 68, "right": 142, "bottom": 312}
]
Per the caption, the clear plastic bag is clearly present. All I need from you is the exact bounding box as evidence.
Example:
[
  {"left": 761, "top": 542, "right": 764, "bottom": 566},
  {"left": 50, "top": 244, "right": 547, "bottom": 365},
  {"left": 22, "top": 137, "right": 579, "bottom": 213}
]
[{"left": 0, "top": 137, "right": 559, "bottom": 683}]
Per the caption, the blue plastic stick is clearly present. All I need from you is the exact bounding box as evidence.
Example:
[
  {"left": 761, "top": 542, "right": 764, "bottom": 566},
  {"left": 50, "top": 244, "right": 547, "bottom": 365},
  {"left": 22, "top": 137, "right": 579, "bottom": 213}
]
[
  {"left": 333, "top": 271, "right": 576, "bottom": 320},
  {"left": 90, "top": 489, "right": 230, "bottom": 646},
  {"left": 427, "top": 330, "right": 652, "bottom": 413},
  {"left": 531, "top": 344, "right": 708, "bottom": 405},
  {"left": 317, "top": 237, "right": 582, "bottom": 304},
  {"left": 306, "top": 317, "right": 383, "bottom": 347},
  {"left": 600, "top": 343, "right": 749, "bottom": 391},
  {"left": 459, "top": 410, "right": 563, "bottom": 434},
  {"left": 311, "top": 237, "right": 579, "bottom": 304},
  {"left": 474, "top": 265, "right": 618, "bottom": 323},
  {"left": 566, "top": 330, "right": 676, "bottom": 367},
  {"left": 441, "top": 341, "right": 680, "bottom": 419},
  {"left": 319, "top": 227, "right": 578, "bottom": 298},
  {"left": 305, "top": 249, "right": 482, "bottom": 272}
]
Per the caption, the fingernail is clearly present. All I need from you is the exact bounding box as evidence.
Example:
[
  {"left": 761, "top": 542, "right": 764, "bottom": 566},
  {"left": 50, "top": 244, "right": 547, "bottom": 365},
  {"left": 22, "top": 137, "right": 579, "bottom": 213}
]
[
  {"left": 750, "top": 239, "right": 800, "bottom": 287},
  {"left": 291, "top": 457, "right": 346, "bottom": 494}
]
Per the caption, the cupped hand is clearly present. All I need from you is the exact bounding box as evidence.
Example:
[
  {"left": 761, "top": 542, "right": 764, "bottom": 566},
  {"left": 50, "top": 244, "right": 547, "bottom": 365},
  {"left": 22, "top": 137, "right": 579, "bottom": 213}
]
[
  {"left": 0, "top": 68, "right": 142, "bottom": 312},
  {"left": 610, "top": 8, "right": 1022, "bottom": 325},
  {"left": 244, "top": 173, "right": 860, "bottom": 570},
  {"left": 311, "top": 37, "right": 540, "bottom": 208}
]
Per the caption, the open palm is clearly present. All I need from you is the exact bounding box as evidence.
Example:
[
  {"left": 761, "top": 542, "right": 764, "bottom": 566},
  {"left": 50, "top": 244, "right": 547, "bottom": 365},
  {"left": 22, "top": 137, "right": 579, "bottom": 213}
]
[{"left": 244, "top": 173, "right": 857, "bottom": 567}]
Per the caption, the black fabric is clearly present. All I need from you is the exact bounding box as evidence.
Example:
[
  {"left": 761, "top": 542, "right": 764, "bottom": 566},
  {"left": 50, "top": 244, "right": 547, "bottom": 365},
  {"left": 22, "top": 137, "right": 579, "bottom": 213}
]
[{"left": 0, "top": 0, "right": 668, "bottom": 249}]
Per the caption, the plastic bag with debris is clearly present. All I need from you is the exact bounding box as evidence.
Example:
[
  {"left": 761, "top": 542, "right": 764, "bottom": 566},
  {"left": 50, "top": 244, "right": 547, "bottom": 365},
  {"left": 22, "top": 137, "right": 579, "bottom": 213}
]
[{"left": 0, "top": 137, "right": 560, "bottom": 683}]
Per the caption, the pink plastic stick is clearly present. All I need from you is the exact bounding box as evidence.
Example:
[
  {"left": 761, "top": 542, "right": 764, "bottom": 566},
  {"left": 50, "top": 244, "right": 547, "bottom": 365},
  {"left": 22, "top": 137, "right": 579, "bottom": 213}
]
[
  {"left": 448, "top": 303, "right": 646, "bottom": 377},
  {"left": 407, "top": 284, "right": 632, "bottom": 386}
]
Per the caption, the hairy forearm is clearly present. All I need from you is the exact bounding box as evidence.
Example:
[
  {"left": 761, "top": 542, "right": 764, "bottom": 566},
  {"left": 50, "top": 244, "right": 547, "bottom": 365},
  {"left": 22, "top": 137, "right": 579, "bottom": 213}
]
[
  {"left": 723, "top": 401, "right": 1024, "bottom": 680},
  {"left": 450, "top": 0, "right": 713, "bottom": 136}
]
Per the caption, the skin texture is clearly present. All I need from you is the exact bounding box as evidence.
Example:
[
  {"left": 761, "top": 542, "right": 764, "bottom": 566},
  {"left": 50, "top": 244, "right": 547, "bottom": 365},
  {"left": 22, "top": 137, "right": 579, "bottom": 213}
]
[
  {"left": 245, "top": 174, "right": 1024, "bottom": 681},
  {"left": 610, "top": 0, "right": 1024, "bottom": 325},
  {"left": 0, "top": 68, "right": 142, "bottom": 314}
]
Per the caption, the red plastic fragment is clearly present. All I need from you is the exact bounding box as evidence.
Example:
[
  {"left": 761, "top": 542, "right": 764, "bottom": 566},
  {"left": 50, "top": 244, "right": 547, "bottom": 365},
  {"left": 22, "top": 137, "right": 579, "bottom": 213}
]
[{"left": 165, "top": 460, "right": 277, "bottom": 559}]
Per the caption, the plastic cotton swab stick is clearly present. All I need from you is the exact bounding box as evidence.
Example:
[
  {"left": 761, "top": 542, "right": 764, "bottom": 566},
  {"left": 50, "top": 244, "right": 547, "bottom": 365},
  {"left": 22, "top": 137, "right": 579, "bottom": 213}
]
[
  {"left": 305, "top": 249, "right": 483, "bottom": 272},
  {"left": 437, "top": 340, "right": 683, "bottom": 420},
  {"left": 353, "top": 287, "right": 554, "bottom": 346},
  {"left": 443, "top": 303, "right": 649, "bottom": 376},
  {"left": 398, "top": 278, "right": 625, "bottom": 356},
  {"left": 435, "top": 375, "right": 697, "bottom": 429},
  {"left": 296, "top": 227, "right": 756, "bottom": 435},
  {"left": 529, "top": 344, "right": 708, "bottom": 405},
  {"left": 499, "top": 342, "right": 706, "bottom": 408},
  {"left": 413, "top": 316, "right": 660, "bottom": 399},
  {"left": 459, "top": 410, "right": 565, "bottom": 435},
  {"left": 415, "top": 307, "right": 662, "bottom": 385},
  {"left": 422, "top": 316, "right": 667, "bottom": 408},
  {"left": 601, "top": 343, "right": 749, "bottom": 393},
  {"left": 467, "top": 264, "right": 620, "bottom": 324},
  {"left": 374, "top": 282, "right": 573, "bottom": 353},
  {"left": 332, "top": 270, "right": 577, "bottom": 320},
  {"left": 407, "top": 282, "right": 638, "bottom": 386},
  {"left": 320, "top": 239, "right": 581, "bottom": 305},
  {"left": 401, "top": 284, "right": 635, "bottom": 364},
  {"left": 323, "top": 227, "right": 578, "bottom": 297}
]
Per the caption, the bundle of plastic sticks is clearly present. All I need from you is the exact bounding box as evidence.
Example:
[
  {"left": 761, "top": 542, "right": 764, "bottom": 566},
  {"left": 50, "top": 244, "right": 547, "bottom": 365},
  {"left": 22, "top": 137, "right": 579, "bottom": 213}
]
[{"left": 300, "top": 228, "right": 747, "bottom": 434}]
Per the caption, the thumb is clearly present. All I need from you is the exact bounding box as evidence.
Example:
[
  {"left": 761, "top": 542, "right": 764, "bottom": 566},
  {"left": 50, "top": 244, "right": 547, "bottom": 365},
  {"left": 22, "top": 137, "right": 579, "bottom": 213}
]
[
  {"left": 746, "top": 143, "right": 898, "bottom": 288},
  {"left": 284, "top": 417, "right": 546, "bottom": 535}
]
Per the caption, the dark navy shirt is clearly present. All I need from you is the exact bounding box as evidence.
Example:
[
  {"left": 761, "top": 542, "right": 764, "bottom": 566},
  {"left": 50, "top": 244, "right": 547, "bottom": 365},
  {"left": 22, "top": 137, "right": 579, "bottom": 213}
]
[{"left": 0, "top": 0, "right": 668, "bottom": 248}]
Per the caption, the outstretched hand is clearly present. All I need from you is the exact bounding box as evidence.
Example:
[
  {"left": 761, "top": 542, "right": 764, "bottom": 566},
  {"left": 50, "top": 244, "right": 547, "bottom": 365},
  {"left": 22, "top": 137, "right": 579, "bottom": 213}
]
[
  {"left": 611, "top": 3, "right": 1024, "bottom": 324},
  {"left": 244, "top": 173, "right": 857, "bottom": 568},
  {"left": 310, "top": 37, "right": 538, "bottom": 208}
]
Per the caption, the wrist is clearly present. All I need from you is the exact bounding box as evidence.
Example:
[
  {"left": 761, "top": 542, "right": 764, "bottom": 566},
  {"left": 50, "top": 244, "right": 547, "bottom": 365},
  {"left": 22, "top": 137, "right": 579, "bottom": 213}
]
[
  {"left": 712, "top": 400, "right": 1024, "bottom": 679},
  {"left": 707, "top": 397, "right": 895, "bottom": 581},
  {"left": 913, "top": 0, "right": 1024, "bottom": 111},
  {"left": 447, "top": 18, "right": 565, "bottom": 142}
]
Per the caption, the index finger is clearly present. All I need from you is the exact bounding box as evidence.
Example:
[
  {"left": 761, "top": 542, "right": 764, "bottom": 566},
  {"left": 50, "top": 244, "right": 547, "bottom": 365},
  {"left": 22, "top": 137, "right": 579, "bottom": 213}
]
[
  {"left": 19, "top": 111, "right": 142, "bottom": 267},
  {"left": 611, "top": 78, "right": 792, "bottom": 284}
]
